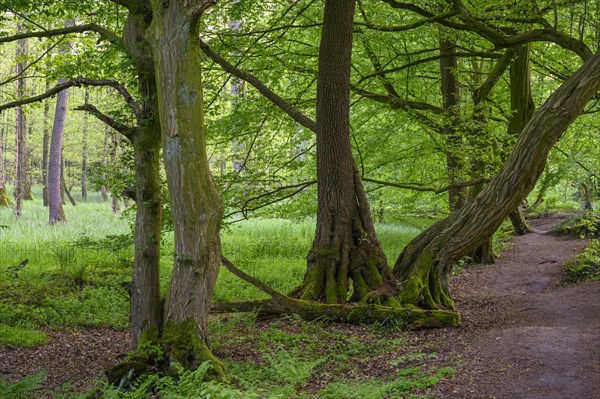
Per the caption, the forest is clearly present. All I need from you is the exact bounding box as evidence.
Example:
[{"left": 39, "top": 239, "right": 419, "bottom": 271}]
[{"left": 0, "top": 0, "right": 599, "bottom": 398}]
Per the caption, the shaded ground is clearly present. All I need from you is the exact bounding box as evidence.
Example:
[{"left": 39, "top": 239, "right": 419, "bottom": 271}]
[
  {"left": 0, "top": 215, "right": 598, "bottom": 398},
  {"left": 427, "top": 215, "right": 600, "bottom": 398}
]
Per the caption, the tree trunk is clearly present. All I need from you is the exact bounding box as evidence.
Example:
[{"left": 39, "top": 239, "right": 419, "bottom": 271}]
[
  {"left": 297, "top": 0, "right": 393, "bottom": 306},
  {"left": 0, "top": 123, "right": 10, "bottom": 206},
  {"left": 110, "top": 133, "right": 120, "bottom": 214},
  {"left": 14, "top": 26, "right": 27, "bottom": 217},
  {"left": 506, "top": 45, "right": 535, "bottom": 235},
  {"left": 81, "top": 88, "right": 89, "bottom": 201},
  {"left": 100, "top": 126, "right": 109, "bottom": 201},
  {"left": 148, "top": 0, "right": 225, "bottom": 375},
  {"left": 122, "top": 7, "right": 164, "bottom": 350},
  {"left": 48, "top": 79, "right": 69, "bottom": 223},
  {"left": 23, "top": 125, "right": 33, "bottom": 200},
  {"left": 440, "top": 37, "right": 465, "bottom": 211},
  {"left": 42, "top": 82, "right": 50, "bottom": 206},
  {"left": 61, "top": 156, "right": 77, "bottom": 206},
  {"left": 393, "top": 52, "right": 600, "bottom": 311}
]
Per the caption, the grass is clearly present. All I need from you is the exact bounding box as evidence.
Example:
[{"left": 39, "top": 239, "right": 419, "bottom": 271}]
[{"left": 0, "top": 188, "right": 457, "bottom": 398}]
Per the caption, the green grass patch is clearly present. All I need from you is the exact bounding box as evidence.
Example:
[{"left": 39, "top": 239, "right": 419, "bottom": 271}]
[
  {"left": 0, "top": 325, "right": 50, "bottom": 348},
  {"left": 563, "top": 239, "right": 600, "bottom": 284}
]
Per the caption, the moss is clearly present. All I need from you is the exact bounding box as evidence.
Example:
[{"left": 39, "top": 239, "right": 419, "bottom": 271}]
[
  {"left": 0, "top": 187, "right": 12, "bottom": 207},
  {"left": 162, "top": 319, "right": 227, "bottom": 381}
]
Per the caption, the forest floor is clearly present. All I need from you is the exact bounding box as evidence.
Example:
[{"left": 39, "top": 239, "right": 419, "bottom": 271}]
[
  {"left": 427, "top": 214, "right": 600, "bottom": 398},
  {"left": 0, "top": 215, "right": 598, "bottom": 398}
]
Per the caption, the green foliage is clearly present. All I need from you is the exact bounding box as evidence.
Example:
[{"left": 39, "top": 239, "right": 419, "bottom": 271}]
[
  {"left": 563, "top": 239, "right": 600, "bottom": 284},
  {"left": 0, "top": 324, "right": 49, "bottom": 348},
  {"left": 554, "top": 211, "right": 599, "bottom": 238},
  {"left": 0, "top": 371, "right": 46, "bottom": 399}
]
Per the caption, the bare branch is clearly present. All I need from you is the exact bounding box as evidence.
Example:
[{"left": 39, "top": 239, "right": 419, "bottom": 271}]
[
  {"left": 200, "top": 40, "right": 317, "bottom": 133},
  {"left": 0, "top": 23, "right": 122, "bottom": 47},
  {"left": 0, "top": 78, "right": 140, "bottom": 122},
  {"left": 362, "top": 177, "right": 491, "bottom": 194},
  {"left": 221, "top": 256, "right": 286, "bottom": 299},
  {"left": 74, "top": 104, "right": 135, "bottom": 139}
]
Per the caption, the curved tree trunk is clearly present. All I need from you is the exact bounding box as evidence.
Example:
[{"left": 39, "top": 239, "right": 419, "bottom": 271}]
[
  {"left": 298, "top": 0, "right": 392, "bottom": 306},
  {"left": 393, "top": 52, "right": 600, "bottom": 310},
  {"left": 148, "top": 0, "right": 225, "bottom": 375}
]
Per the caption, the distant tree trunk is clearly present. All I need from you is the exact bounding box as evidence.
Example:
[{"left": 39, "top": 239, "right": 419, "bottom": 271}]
[
  {"left": 14, "top": 26, "right": 27, "bottom": 217},
  {"left": 100, "top": 127, "right": 109, "bottom": 201},
  {"left": 23, "top": 124, "right": 33, "bottom": 200},
  {"left": 506, "top": 45, "right": 535, "bottom": 235},
  {"left": 42, "top": 82, "right": 50, "bottom": 206},
  {"left": 110, "top": 133, "right": 120, "bottom": 214},
  {"left": 0, "top": 124, "right": 10, "bottom": 206},
  {"left": 393, "top": 52, "right": 600, "bottom": 311},
  {"left": 296, "top": 0, "right": 393, "bottom": 306},
  {"left": 440, "top": 37, "right": 465, "bottom": 211},
  {"left": 148, "top": 0, "right": 225, "bottom": 374},
  {"left": 81, "top": 88, "right": 89, "bottom": 201},
  {"left": 61, "top": 156, "right": 76, "bottom": 206}
]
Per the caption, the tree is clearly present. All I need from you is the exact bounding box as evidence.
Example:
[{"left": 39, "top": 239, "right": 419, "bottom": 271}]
[
  {"left": 48, "top": 72, "right": 69, "bottom": 224},
  {"left": 14, "top": 22, "right": 27, "bottom": 217}
]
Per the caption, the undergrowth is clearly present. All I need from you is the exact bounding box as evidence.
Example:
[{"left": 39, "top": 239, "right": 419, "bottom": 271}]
[{"left": 563, "top": 239, "right": 600, "bottom": 284}]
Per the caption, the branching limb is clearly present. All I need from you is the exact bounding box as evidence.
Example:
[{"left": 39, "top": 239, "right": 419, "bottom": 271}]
[
  {"left": 363, "top": 177, "right": 491, "bottom": 194},
  {"left": 74, "top": 104, "right": 135, "bottom": 139},
  {"left": 0, "top": 23, "right": 122, "bottom": 46}
]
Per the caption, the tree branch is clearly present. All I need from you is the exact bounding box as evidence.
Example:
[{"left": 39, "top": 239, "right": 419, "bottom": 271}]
[
  {"left": 0, "top": 78, "right": 140, "bottom": 122},
  {"left": 0, "top": 23, "right": 122, "bottom": 47},
  {"left": 221, "top": 256, "right": 286, "bottom": 299},
  {"left": 200, "top": 40, "right": 317, "bottom": 133},
  {"left": 74, "top": 104, "right": 135, "bottom": 139},
  {"left": 362, "top": 177, "right": 491, "bottom": 194}
]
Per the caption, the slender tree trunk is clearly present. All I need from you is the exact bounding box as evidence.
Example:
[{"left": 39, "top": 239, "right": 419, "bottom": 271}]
[
  {"left": 81, "top": 88, "right": 89, "bottom": 201},
  {"left": 148, "top": 0, "right": 225, "bottom": 374},
  {"left": 42, "top": 82, "right": 50, "bottom": 206},
  {"left": 61, "top": 156, "right": 76, "bottom": 206},
  {"left": 23, "top": 124, "right": 33, "bottom": 200},
  {"left": 393, "top": 52, "right": 600, "bottom": 311},
  {"left": 110, "top": 133, "right": 120, "bottom": 214},
  {"left": 100, "top": 126, "right": 109, "bottom": 201},
  {"left": 440, "top": 37, "right": 465, "bottom": 211},
  {"left": 297, "top": 0, "right": 392, "bottom": 306},
  {"left": 506, "top": 45, "right": 535, "bottom": 235},
  {"left": 0, "top": 123, "right": 10, "bottom": 206},
  {"left": 14, "top": 26, "right": 27, "bottom": 217}
]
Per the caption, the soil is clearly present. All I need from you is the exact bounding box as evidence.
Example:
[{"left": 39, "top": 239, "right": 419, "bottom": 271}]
[
  {"left": 426, "top": 215, "right": 600, "bottom": 398},
  {"left": 0, "top": 215, "right": 598, "bottom": 398}
]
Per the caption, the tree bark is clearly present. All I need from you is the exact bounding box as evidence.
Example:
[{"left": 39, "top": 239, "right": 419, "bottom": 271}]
[
  {"left": 122, "top": 7, "right": 163, "bottom": 351},
  {"left": 0, "top": 122, "right": 10, "bottom": 206},
  {"left": 393, "top": 51, "right": 600, "bottom": 311},
  {"left": 81, "top": 88, "right": 89, "bottom": 201},
  {"left": 110, "top": 133, "right": 120, "bottom": 214},
  {"left": 148, "top": 0, "right": 225, "bottom": 375},
  {"left": 48, "top": 78, "right": 68, "bottom": 223},
  {"left": 297, "top": 0, "right": 393, "bottom": 306},
  {"left": 14, "top": 26, "right": 27, "bottom": 217},
  {"left": 42, "top": 82, "right": 50, "bottom": 206},
  {"left": 440, "top": 37, "right": 465, "bottom": 211},
  {"left": 100, "top": 126, "right": 109, "bottom": 201},
  {"left": 506, "top": 45, "right": 535, "bottom": 235}
]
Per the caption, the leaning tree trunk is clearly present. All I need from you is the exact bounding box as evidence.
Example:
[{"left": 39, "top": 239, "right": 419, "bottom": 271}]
[
  {"left": 148, "top": 0, "right": 225, "bottom": 375},
  {"left": 123, "top": 8, "right": 163, "bottom": 351},
  {"left": 506, "top": 44, "right": 535, "bottom": 235},
  {"left": 393, "top": 52, "right": 600, "bottom": 311},
  {"left": 297, "top": 0, "right": 393, "bottom": 306}
]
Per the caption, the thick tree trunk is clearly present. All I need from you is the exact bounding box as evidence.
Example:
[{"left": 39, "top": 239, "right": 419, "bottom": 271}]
[
  {"left": 81, "top": 88, "right": 89, "bottom": 201},
  {"left": 48, "top": 78, "right": 68, "bottom": 224},
  {"left": 393, "top": 52, "right": 600, "bottom": 311},
  {"left": 440, "top": 37, "right": 465, "bottom": 211},
  {"left": 123, "top": 8, "right": 163, "bottom": 351},
  {"left": 148, "top": 0, "right": 225, "bottom": 375},
  {"left": 506, "top": 45, "right": 535, "bottom": 235},
  {"left": 42, "top": 82, "right": 50, "bottom": 206},
  {"left": 297, "top": 0, "right": 393, "bottom": 306}
]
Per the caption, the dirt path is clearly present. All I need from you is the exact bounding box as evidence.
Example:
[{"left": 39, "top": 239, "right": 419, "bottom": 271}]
[{"left": 430, "top": 216, "right": 600, "bottom": 398}]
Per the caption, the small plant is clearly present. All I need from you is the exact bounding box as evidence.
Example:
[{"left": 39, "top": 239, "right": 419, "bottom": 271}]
[
  {"left": 563, "top": 239, "right": 600, "bottom": 284},
  {"left": 554, "top": 211, "right": 599, "bottom": 238},
  {"left": 0, "top": 371, "right": 46, "bottom": 399}
]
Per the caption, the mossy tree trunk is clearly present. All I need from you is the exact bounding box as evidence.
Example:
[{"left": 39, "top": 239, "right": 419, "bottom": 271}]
[
  {"left": 506, "top": 44, "right": 535, "bottom": 235},
  {"left": 147, "top": 0, "right": 225, "bottom": 374},
  {"left": 298, "top": 0, "right": 393, "bottom": 306},
  {"left": 393, "top": 52, "right": 600, "bottom": 310},
  {"left": 122, "top": 5, "right": 164, "bottom": 351}
]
